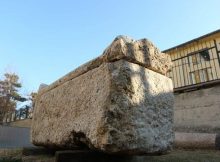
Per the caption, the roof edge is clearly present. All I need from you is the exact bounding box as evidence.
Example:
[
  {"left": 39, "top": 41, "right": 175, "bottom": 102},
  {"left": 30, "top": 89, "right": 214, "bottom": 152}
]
[{"left": 163, "top": 29, "right": 220, "bottom": 53}]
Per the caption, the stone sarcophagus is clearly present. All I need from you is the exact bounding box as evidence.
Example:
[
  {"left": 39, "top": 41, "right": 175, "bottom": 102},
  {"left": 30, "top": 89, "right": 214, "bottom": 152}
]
[{"left": 31, "top": 36, "right": 174, "bottom": 154}]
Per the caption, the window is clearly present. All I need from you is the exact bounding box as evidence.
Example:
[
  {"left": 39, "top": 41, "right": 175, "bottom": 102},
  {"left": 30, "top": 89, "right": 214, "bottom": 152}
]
[
  {"left": 189, "top": 49, "right": 210, "bottom": 65},
  {"left": 190, "top": 68, "right": 209, "bottom": 84},
  {"left": 199, "top": 50, "right": 210, "bottom": 61}
]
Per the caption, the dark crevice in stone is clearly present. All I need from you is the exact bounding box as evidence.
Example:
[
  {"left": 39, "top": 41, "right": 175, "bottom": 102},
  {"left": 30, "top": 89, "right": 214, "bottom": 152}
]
[{"left": 63, "top": 131, "right": 97, "bottom": 151}]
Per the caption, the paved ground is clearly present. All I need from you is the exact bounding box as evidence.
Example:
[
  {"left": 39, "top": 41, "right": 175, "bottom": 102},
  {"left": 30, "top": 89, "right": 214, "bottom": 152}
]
[{"left": 0, "top": 126, "right": 34, "bottom": 148}]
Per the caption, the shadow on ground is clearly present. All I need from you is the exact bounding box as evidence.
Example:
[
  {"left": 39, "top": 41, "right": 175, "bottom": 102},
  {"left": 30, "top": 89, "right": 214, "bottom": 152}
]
[{"left": 1, "top": 149, "right": 220, "bottom": 162}]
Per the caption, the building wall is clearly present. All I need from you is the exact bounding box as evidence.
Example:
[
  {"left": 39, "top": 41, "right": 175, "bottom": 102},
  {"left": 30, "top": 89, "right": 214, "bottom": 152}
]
[
  {"left": 174, "top": 84, "right": 220, "bottom": 133},
  {"left": 166, "top": 33, "right": 220, "bottom": 89}
]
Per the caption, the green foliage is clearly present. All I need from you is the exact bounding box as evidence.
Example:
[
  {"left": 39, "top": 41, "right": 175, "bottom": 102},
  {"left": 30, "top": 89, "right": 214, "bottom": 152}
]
[{"left": 0, "top": 73, "right": 27, "bottom": 122}]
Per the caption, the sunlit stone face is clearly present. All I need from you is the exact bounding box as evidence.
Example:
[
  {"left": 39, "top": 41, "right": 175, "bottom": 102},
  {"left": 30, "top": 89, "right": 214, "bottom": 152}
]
[{"left": 31, "top": 36, "right": 174, "bottom": 155}]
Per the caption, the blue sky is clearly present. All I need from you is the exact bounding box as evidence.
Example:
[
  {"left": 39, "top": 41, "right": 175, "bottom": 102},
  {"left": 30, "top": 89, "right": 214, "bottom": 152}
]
[{"left": 0, "top": 0, "right": 220, "bottom": 95}]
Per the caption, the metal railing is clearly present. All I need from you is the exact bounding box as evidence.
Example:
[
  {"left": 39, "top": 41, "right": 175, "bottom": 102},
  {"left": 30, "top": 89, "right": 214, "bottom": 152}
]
[{"left": 167, "top": 39, "right": 220, "bottom": 92}]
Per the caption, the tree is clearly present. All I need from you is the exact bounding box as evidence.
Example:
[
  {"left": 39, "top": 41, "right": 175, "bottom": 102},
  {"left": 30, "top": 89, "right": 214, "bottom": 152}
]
[{"left": 0, "top": 73, "right": 26, "bottom": 122}]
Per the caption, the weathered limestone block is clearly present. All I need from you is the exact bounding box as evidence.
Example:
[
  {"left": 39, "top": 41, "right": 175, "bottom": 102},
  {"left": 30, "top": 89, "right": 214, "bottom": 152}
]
[
  {"left": 31, "top": 36, "right": 174, "bottom": 154},
  {"left": 101, "top": 36, "right": 172, "bottom": 75},
  {"left": 38, "top": 36, "right": 172, "bottom": 96}
]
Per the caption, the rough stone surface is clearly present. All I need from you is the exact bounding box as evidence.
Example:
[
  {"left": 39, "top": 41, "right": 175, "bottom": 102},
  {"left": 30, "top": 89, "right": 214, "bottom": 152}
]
[
  {"left": 101, "top": 36, "right": 172, "bottom": 75},
  {"left": 32, "top": 59, "right": 174, "bottom": 154},
  {"left": 38, "top": 36, "right": 172, "bottom": 96}
]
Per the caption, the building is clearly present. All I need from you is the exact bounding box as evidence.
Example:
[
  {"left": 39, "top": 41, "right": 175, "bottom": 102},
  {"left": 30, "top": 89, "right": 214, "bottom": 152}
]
[
  {"left": 163, "top": 29, "right": 220, "bottom": 93},
  {"left": 163, "top": 29, "right": 220, "bottom": 132}
]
